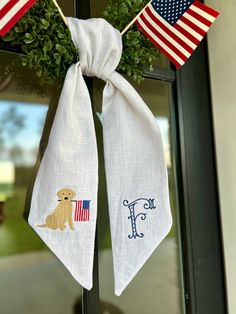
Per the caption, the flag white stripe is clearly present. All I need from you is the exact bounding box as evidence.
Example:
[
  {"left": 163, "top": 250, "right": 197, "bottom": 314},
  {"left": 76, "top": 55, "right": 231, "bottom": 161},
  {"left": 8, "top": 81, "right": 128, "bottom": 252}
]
[
  {"left": 0, "top": 0, "right": 10, "bottom": 10},
  {"left": 191, "top": 4, "right": 216, "bottom": 22},
  {"left": 149, "top": 5, "right": 197, "bottom": 50},
  {"left": 0, "top": 0, "right": 28, "bottom": 28},
  {"left": 142, "top": 11, "right": 191, "bottom": 58},
  {"left": 184, "top": 12, "right": 209, "bottom": 32},
  {"left": 176, "top": 19, "right": 203, "bottom": 41},
  {"left": 137, "top": 17, "right": 185, "bottom": 66}
]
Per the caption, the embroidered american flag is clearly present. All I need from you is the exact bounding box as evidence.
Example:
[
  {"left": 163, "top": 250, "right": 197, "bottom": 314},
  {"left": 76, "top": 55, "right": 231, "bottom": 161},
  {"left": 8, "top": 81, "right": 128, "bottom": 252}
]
[
  {"left": 74, "top": 200, "right": 90, "bottom": 222},
  {"left": 0, "top": 0, "right": 36, "bottom": 37},
  {"left": 135, "top": 0, "right": 219, "bottom": 68}
]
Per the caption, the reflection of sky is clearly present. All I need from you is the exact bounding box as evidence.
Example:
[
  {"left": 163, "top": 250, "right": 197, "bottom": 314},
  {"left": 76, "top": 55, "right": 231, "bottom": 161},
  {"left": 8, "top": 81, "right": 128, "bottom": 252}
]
[
  {"left": 156, "top": 116, "right": 171, "bottom": 167},
  {"left": 156, "top": 116, "right": 169, "bottom": 143},
  {"left": 0, "top": 101, "right": 48, "bottom": 165}
]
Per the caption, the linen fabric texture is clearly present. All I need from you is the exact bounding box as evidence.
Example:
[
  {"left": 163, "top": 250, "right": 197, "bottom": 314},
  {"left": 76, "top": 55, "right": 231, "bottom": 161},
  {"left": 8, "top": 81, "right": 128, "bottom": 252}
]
[{"left": 28, "top": 17, "right": 172, "bottom": 296}]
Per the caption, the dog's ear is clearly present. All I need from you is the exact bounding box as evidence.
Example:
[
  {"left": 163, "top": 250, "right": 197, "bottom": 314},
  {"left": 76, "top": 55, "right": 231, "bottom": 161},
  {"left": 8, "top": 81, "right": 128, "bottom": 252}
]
[
  {"left": 70, "top": 190, "right": 76, "bottom": 198},
  {"left": 57, "top": 190, "right": 62, "bottom": 199}
]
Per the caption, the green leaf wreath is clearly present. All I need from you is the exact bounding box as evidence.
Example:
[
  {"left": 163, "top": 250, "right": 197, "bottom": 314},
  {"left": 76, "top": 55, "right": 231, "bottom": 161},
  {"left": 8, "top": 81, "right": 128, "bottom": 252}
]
[{"left": 1, "top": 0, "right": 160, "bottom": 85}]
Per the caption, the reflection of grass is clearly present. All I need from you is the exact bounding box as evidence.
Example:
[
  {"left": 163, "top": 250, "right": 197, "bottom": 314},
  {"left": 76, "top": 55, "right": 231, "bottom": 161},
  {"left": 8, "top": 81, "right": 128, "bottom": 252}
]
[{"left": 0, "top": 188, "right": 47, "bottom": 256}]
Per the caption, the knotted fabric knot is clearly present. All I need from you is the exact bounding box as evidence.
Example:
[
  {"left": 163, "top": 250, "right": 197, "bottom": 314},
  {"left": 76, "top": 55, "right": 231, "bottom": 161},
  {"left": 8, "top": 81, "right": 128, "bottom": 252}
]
[{"left": 68, "top": 18, "right": 122, "bottom": 80}]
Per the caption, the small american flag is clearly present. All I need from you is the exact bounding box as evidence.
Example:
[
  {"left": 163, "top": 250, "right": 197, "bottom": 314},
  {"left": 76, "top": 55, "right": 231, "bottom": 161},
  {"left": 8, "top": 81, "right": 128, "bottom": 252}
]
[
  {"left": 74, "top": 200, "right": 90, "bottom": 222},
  {"left": 135, "top": 0, "right": 219, "bottom": 68},
  {"left": 0, "top": 0, "right": 36, "bottom": 37}
]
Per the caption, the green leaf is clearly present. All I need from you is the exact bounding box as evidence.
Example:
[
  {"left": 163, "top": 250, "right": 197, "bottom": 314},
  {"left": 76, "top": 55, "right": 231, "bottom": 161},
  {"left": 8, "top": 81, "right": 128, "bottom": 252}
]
[
  {"left": 55, "top": 44, "right": 67, "bottom": 54},
  {"left": 36, "top": 69, "right": 42, "bottom": 77},
  {"left": 24, "top": 34, "right": 34, "bottom": 44},
  {"left": 40, "top": 18, "right": 49, "bottom": 29}
]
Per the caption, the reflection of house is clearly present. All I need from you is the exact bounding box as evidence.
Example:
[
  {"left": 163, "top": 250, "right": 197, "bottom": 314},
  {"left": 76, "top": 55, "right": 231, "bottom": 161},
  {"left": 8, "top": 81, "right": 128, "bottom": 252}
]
[{"left": 0, "top": 161, "right": 14, "bottom": 201}]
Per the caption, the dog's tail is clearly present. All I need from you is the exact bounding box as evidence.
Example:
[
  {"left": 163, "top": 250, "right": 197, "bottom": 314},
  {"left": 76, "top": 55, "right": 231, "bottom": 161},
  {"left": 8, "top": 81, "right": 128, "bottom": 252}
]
[{"left": 36, "top": 224, "right": 47, "bottom": 228}]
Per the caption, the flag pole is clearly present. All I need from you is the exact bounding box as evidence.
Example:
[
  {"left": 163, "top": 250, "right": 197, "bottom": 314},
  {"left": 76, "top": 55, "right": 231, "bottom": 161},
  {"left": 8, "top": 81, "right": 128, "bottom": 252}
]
[
  {"left": 121, "top": 0, "right": 152, "bottom": 36},
  {"left": 52, "top": 0, "right": 68, "bottom": 27}
]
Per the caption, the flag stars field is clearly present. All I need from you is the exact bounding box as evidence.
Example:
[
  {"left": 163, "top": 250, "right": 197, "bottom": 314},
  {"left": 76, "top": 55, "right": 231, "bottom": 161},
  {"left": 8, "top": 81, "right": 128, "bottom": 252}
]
[{"left": 153, "top": 0, "right": 194, "bottom": 25}]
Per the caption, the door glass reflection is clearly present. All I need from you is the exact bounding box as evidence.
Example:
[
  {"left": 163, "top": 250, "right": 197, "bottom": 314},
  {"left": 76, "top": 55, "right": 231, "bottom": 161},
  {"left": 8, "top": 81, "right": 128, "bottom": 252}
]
[{"left": 95, "top": 77, "right": 184, "bottom": 314}]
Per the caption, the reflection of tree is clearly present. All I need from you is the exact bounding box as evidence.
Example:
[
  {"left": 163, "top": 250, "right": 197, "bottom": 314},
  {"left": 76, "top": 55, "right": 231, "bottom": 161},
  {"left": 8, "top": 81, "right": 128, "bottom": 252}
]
[
  {"left": 0, "top": 105, "right": 25, "bottom": 142},
  {"left": 0, "top": 105, "right": 25, "bottom": 164},
  {"left": 9, "top": 145, "right": 24, "bottom": 165},
  {"left": 0, "top": 52, "right": 53, "bottom": 97}
]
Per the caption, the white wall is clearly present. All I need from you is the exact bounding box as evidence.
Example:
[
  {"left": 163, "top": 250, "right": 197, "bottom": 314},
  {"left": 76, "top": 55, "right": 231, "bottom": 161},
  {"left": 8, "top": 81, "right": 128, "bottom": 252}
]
[{"left": 206, "top": 1, "right": 236, "bottom": 313}]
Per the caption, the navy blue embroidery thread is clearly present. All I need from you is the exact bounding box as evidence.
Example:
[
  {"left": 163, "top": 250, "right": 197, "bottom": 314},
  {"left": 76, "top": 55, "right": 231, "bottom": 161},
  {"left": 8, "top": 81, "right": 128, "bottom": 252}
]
[{"left": 123, "top": 198, "right": 156, "bottom": 239}]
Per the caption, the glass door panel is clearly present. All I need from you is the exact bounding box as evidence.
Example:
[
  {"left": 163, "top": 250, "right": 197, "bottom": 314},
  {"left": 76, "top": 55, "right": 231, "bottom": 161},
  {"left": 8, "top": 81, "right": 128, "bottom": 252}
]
[
  {"left": 95, "top": 77, "right": 184, "bottom": 314},
  {"left": 0, "top": 51, "right": 82, "bottom": 314}
]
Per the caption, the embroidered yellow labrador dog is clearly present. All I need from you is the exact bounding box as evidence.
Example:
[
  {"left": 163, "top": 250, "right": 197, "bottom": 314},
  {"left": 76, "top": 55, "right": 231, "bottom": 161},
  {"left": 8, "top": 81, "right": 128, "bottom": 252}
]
[{"left": 37, "top": 188, "right": 76, "bottom": 231}]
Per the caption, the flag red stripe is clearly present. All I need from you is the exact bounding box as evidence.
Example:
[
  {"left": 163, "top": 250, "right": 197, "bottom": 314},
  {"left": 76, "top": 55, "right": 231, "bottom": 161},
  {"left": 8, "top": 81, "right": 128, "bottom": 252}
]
[
  {"left": 79, "top": 201, "right": 82, "bottom": 221},
  {"left": 135, "top": 20, "right": 182, "bottom": 68},
  {"left": 76, "top": 201, "right": 80, "bottom": 221},
  {"left": 0, "top": 0, "right": 19, "bottom": 19},
  {"left": 179, "top": 15, "right": 206, "bottom": 36},
  {"left": 74, "top": 202, "right": 77, "bottom": 221},
  {"left": 193, "top": 0, "right": 220, "bottom": 18},
  {"left": 78, "top": 202, "right": 81, "bottom": 220},
  {"left": 0, "top": 0, "right": 36, "bottom": 36},
  {"left": 139, "top": 14, "right": 188, "bottom": 62},
  {"left": 78, "top": 202, "right": 80, "bottom": 220},
  {"left": 174, "top": 22, "right": 200, "bottom": 45},
  {"left": 187, "top": 8, "right": 212, "bottom": 27},
  {"left": 145, "top": 6, "right": 194, "bottom": 54},
  {"left": 76, "top": 201, "right": 78, "bottom": 221}
]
